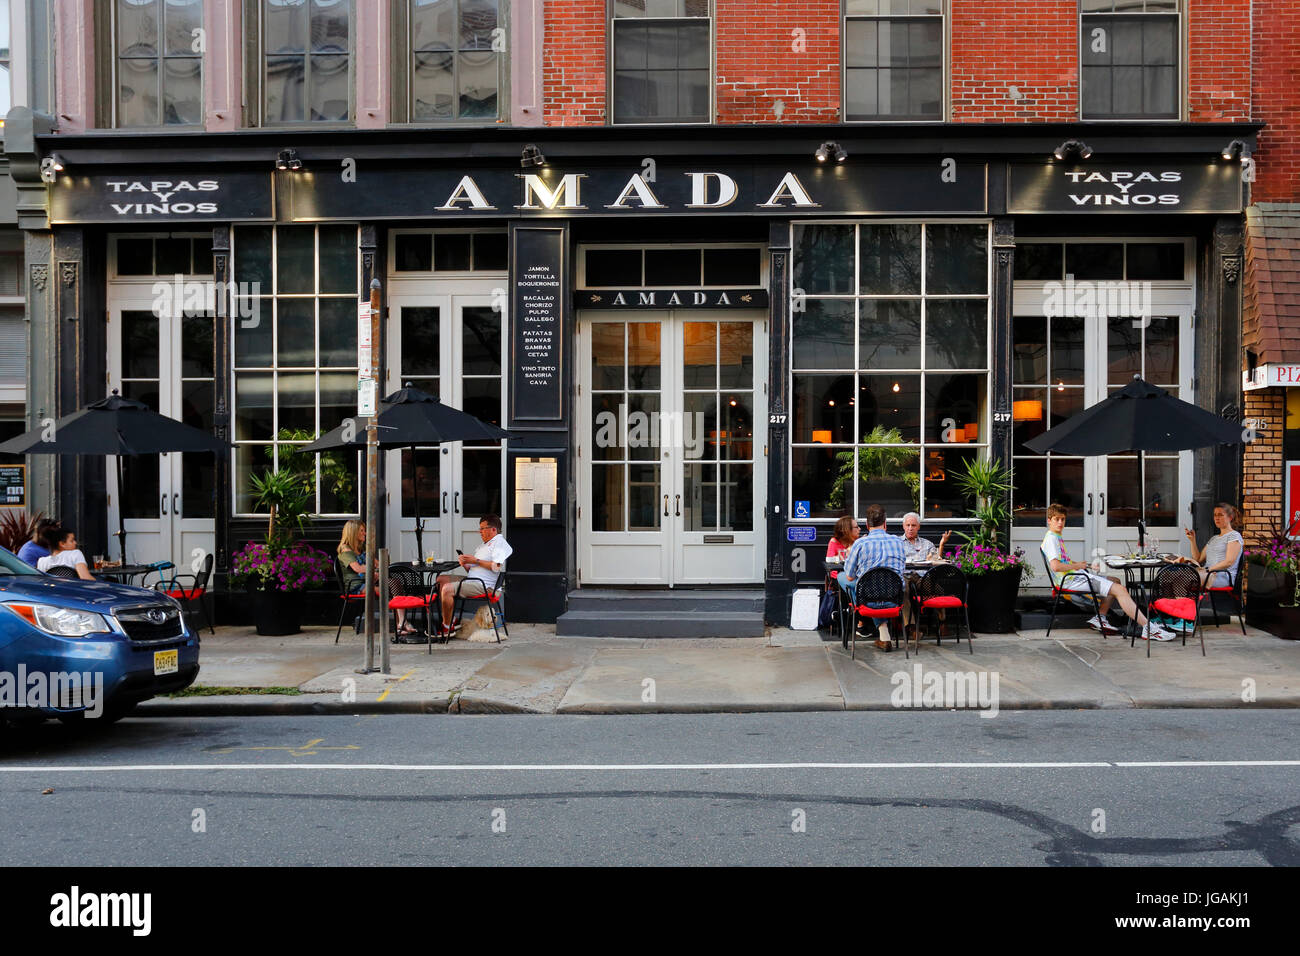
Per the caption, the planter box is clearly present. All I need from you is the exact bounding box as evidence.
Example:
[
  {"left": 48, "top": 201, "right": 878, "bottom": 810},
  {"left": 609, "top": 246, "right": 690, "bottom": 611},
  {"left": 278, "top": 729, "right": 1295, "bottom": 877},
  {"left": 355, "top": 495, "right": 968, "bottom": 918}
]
[
  {"left": 1245, "top": 564, "right": 1300, "bottom": 639},
  {"left": 248, "top": 589, "right": 304, "bottom": 636},
  {"left": 966, "top": 565, "right": 1024, "bottom": 633}
]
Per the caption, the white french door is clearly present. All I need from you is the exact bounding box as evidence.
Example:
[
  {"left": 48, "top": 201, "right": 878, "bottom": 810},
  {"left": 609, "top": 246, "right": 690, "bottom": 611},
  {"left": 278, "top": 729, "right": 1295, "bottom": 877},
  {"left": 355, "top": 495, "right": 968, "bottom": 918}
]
[
  {"left": 384, "top": 280, "right": 506, "bottom": 562},
  {"left": 1011, "top": 268, "right": 1195, "bottom": 568},
  {"left": 577, "top": 311, "right": 767, "bottom": 586},
  {"left": 107, "top": 290, "right": 217, "bottom": 567}
]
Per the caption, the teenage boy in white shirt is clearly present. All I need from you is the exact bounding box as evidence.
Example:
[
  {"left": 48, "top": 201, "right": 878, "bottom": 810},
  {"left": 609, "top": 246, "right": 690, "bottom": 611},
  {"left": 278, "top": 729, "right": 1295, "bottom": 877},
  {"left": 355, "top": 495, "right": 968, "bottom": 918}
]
[{"left": 1042, "top": 503, "right": 1174, "bottom": 641}]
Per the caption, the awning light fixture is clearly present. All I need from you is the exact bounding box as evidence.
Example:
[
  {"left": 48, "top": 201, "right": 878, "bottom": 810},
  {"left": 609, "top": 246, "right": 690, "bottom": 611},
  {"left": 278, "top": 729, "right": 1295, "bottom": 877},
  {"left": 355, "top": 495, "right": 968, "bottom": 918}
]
[
  {"left": 815, "top": 141, "right": 847, "bottom": 163},
  {"left": 1052, "top": 139, "right": 1093, "bottom": 161}
]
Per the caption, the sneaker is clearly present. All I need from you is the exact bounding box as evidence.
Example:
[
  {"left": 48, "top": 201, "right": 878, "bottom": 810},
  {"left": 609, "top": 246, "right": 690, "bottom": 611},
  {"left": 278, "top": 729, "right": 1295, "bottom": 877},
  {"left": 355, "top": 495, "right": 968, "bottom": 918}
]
[
  {"left": 1143, "top": 622, "right": 1176, "bottom": 642},
  {"left": 1086, "top": 614, "right": 1117, "bottom": 633}
]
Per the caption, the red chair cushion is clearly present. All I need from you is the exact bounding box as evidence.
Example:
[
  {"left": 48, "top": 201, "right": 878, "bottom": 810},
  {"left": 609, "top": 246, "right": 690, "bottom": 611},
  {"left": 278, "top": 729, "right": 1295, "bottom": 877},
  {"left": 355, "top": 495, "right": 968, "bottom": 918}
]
[
  {"left": 921, "top": 596, "right": 963, "bottom": 609},
  {"left": 164, "top": 588, "right": 203, "bottom": 601},
  {"left": 1152, "top": 597, "right": 1197, "bottom": 621},
  {"left": 1206, "top": 586, "right": 1233, "bottom": 592},
  {"left": 856, "top": 605, "right": 901, "bottom": 619},
  {"left": 340, "top": 592, "right": 365, "bottom": 600},
  {"left": 388, "top": 596, "right": 425, "bottom": 609}
]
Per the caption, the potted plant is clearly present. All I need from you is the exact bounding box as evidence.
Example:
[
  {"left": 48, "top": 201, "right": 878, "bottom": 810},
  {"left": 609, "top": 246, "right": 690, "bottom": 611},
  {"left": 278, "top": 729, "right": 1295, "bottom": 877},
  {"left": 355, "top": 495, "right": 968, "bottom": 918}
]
[
  {"left": 943, "top": 457, "right": 1028, "bottom": 633},
  {"left": 1245, "top": 517, "right": 1300, "bottom": 639},
  {"left": 828, "top": 426, "right": 921, "bottom": 514},
  {"left": 229, "top": 468, "right": 332, "bottom": 635}
]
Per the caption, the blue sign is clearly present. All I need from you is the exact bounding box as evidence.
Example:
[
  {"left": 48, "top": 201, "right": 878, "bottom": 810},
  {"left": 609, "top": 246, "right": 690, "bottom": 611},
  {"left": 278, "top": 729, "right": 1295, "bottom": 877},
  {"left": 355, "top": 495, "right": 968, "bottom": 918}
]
[
  {"left": 793, "top": 500, "right": 811, "bottom": 519},
  {"left": 787, "top": 526, "right": 818, "bottom": 543}
]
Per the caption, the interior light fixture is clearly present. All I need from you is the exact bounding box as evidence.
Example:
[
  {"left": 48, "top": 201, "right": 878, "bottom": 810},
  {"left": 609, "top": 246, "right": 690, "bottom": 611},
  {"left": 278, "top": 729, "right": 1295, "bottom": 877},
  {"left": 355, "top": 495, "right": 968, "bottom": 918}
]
[
  {"left": 815, "top": 141, "right": 848, "bottom": 163},
  {"left": 892, "top": 383, "right": 901, "bottom": 393},
  {"left": 1221, "top": 139, "right": 1247, "bottom": 162},
  {"left": 1052, "top": 139, "right": 1093, "bottom": 161},
  {"left": 48, "top": 153, "right": 65, "bottom": 172},
  {"left": 520, "top": 144, "right": 546, "bottom": 168},
  {"left": 275, "top": 148, "right": 302, "bottom": 171}
]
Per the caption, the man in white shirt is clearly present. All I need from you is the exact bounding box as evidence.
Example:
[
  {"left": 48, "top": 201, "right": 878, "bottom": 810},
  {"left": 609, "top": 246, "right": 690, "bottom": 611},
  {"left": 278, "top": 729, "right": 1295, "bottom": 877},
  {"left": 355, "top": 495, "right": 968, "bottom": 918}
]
[{"left": 435, "top": 513, "right": 512, "bottom": 637}]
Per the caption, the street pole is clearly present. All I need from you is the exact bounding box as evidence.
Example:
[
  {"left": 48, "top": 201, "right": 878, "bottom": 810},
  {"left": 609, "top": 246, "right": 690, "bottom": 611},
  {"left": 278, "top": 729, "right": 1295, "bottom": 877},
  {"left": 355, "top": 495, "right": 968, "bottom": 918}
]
[{"left": 361, "top": 278, "right": 382, "bottom": 673}]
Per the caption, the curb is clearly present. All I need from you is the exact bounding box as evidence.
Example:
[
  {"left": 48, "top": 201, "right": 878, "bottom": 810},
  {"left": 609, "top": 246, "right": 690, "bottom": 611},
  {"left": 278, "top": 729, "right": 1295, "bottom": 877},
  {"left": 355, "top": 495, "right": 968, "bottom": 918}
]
[{"left": 137, "top": 695, "right": 449, "bottom": 716}]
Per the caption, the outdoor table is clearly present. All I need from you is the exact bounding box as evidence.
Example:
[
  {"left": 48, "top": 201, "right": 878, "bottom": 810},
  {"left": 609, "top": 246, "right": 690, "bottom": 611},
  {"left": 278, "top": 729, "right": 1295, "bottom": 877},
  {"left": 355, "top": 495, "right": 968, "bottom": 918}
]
[
  {"left": 1102, "top": 555, "right": 1171, "bottom": 629},
  {"left": 94, "top": 562, "right": 172, "bottom": 587}
]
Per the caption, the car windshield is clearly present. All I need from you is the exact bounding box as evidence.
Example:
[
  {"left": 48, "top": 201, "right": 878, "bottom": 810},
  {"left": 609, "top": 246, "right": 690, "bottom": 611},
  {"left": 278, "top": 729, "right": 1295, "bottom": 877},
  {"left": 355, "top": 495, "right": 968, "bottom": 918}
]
[{"left": 0, "top": 547, "right": 43, "bottom": 576}]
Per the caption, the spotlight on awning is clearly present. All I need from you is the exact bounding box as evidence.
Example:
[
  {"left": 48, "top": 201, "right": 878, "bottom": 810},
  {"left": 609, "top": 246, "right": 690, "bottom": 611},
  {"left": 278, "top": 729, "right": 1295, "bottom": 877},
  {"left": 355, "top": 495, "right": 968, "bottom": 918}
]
[
  {"left": 1221, "top": 139, "right": 1247, "bottom": 162},
  {"left": 275, "top": 148, "right": 303, "bottom": 171},
  {"left": 815, "top": 141, "right": 847, "bottom": 163},
  {"left": 520, "top": 144, "right": 546, "bottom": 168},
  {"left": 1052, "top": 139, "right": 1093, "bottom": 161}
]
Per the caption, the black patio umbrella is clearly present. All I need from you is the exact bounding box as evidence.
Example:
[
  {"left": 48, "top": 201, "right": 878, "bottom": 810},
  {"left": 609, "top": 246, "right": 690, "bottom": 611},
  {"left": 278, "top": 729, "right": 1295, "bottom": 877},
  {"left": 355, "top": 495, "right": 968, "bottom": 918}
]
[
  {"left": 0, "top": 391, "right": 229, "bottom": 562},
  {"left": 300, "top": 385, "right": 512, "bottom": 558},
  {"left": 1024, "top": 375, "right": 1246, "bottom": 548}
]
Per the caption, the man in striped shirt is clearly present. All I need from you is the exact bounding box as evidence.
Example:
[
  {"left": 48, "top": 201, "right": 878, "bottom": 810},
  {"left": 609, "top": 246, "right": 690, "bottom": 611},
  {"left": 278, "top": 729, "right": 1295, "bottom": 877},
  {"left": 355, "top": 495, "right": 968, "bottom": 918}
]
[{"left": 840, "top": 503, "right": 908, "bottom": 650}]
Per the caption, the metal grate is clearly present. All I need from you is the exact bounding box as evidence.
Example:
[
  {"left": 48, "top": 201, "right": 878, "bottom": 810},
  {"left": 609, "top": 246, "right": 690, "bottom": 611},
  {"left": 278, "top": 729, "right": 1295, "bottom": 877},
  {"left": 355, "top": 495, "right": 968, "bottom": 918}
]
[{"left": 114, "top": 605, "right": 185, "bottom": 644}]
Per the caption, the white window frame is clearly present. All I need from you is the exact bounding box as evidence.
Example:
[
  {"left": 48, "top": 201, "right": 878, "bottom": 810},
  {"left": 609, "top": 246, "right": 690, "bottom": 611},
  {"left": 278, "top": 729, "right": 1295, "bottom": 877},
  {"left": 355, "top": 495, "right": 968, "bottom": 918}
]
[
  {"left": 842, "top": 0, "right": 947, "bottom": 125},
  {"left": 608, "top": 0, "right": 714, "bottom": 126},
  {"left": 1078, "top": 0, "right": 1184, "bottom": 123}
]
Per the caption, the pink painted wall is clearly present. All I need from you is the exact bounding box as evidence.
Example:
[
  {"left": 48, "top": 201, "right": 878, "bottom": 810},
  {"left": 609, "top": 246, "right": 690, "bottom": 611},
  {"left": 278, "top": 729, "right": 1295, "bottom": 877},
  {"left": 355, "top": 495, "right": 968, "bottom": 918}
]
[
  {"left": 52, "top": 0, "right": 93, "bottom": 131},
  {"left": 355, "top": 0, "right": 389, "bottom": 128},
  {"left": 204, "top": 0, "right": 241, "bottom": 130},
  {"left": 511, "top": 0, "right": 543, "bottom": 127}
]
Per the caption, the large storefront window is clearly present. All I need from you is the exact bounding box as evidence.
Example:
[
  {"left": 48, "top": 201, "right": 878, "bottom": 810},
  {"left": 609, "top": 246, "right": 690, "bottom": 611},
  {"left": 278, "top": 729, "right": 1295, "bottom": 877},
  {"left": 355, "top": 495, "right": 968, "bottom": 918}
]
[
  {"left": 790, "top": 222, "right": 990, "bottom": 521},
  {"left": 232, "top": 224, "right": 359, "bottom": 515}
]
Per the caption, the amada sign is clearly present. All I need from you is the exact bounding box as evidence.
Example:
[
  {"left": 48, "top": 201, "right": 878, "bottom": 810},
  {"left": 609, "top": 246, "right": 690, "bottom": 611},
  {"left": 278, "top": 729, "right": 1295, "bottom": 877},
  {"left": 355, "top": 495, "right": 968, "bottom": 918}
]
[{"left": 50, "top": 172, "right": 273, "bottom": 224}]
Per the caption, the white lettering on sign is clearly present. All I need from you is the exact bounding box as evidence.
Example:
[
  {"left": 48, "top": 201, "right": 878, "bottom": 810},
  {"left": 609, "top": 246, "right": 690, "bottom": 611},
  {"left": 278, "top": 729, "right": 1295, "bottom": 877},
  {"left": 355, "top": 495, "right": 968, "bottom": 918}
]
[
  {"left": 686, "top": 172, "right": 739, "bottom": 208},
  {"left": 438, "top": 175, "right": 496, "bottom": 210},
  {"left": 1061, "top": 170, "right": 1183, "bottom": 207},
  {"left": 606, "top": 174, "right": 667, "bottom": 210},
  {"left": 516, "top": 174, "right": 588, "bottom": 210}
]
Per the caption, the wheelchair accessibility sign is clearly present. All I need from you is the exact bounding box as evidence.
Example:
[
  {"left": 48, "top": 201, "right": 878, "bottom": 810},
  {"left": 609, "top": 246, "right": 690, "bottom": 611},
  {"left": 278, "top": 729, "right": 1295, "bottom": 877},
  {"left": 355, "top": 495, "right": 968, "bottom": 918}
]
[{"left": 793, "top": 500, "right": 811, "bottom": 519}]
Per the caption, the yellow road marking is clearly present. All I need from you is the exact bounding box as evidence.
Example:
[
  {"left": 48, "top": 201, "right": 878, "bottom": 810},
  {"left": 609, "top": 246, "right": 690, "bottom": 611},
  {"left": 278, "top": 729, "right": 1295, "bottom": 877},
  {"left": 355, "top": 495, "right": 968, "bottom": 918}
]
[{"left": 376, "top": 669, "right": 416, "bottom": 703}]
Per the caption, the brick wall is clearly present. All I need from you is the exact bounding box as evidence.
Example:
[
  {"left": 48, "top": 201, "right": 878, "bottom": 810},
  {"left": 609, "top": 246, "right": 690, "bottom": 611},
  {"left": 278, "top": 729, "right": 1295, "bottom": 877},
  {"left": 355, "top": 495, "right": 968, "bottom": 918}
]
[
  {"left": 950, "top": 0, "right": 1078, "bottom": 121},
  {"left": 1187, "top": 0, "right": 1251, "bottom": 122},
  {"left": 1252, "top": 0, "right": 1300, "bottom": 203},
  {"left": 715, "top": 1, "right": 840, "bottom": 124},
  {"left": 1241, "top": 389, "right": 1285, "bottom": 544},
  {"left": 543, "top": 1, "right": 607, "bottom": 126}
]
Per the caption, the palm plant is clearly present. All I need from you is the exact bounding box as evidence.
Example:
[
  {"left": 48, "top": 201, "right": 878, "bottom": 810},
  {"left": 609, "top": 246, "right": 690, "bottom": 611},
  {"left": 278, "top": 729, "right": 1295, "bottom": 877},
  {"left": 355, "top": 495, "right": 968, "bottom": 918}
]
[
  {"left": 951, "top": 456, "right": 1014, "bottom": 549},
  {"left": 249, "top": 468, "right": 313, "bottom": 552},
  {"left": 827, "top": 426, "right": 921, "bottom": 511}
]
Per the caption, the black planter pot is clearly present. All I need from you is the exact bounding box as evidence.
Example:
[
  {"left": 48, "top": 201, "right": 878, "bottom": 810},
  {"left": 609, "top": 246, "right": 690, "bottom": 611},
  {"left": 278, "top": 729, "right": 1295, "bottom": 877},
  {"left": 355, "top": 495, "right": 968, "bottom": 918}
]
[
  {"left": 965, "top": 565, "right": 1024, "bottom": 633},
  {"left": 1245, "top": 564, "right": 1300, "bottom": 639},
  {"left": 249, "top": 588, "right": 304, "bottom": 636}
]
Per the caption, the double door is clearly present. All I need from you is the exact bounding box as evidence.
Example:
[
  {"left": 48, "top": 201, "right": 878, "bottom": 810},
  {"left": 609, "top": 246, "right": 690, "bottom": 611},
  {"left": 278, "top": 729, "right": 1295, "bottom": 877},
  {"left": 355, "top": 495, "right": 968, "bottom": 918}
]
[
  {"left": 578, "top": 311, "right": 766, "bottom": 586},
  {"left": 1010, "top": 295, "right": 1194, "bottom": 565},
  {"left": 384, "top": 282, "right": 506, "bottom": 561},
  {"left": 107, "top": 291, "right": 217, "bottom": 566}
]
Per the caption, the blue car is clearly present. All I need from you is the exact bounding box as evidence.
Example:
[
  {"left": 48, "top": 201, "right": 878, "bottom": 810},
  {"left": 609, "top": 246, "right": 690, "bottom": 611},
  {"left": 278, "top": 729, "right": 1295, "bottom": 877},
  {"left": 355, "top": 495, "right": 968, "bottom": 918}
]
[{"left": 0, "top": 547, "right": 200, "bottom": 724}]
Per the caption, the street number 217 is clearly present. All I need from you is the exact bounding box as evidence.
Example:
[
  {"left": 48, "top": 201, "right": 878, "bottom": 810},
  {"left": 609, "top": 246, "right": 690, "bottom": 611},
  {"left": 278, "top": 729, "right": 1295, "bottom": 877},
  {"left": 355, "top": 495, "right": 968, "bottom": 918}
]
[{"left": 769, "top": 414, "right": 787, "bottom": 425}]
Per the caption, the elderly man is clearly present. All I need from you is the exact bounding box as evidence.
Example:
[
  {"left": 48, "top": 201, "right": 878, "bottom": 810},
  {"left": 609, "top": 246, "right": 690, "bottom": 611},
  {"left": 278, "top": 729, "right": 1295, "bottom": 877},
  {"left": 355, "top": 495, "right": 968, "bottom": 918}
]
[
  {"left": 840, "top": 503, "right": 908, "bottom": 652},
  {"left": 435, "top": 513, "right": 512, "bottom": 638},
  {"left": 900, "top": 512, "right": 952, "bottom": 566}
]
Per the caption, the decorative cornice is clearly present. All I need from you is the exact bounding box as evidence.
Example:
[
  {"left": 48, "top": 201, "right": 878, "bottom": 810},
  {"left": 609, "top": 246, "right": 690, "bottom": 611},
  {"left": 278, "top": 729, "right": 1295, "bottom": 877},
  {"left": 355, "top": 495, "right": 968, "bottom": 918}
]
[{"left": 30, "top": 264, "right": 48, "bottom": 292}]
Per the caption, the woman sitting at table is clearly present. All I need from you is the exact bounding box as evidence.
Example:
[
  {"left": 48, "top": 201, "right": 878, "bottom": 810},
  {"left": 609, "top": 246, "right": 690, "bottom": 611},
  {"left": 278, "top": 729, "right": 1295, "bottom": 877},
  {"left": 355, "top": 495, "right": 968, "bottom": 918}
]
[
  {"left": 1184, "top": 502, "right": 1244, "bottom": 589},
  {"left": 337, "top": 521, "right": 411, "bottom": 635},
  {"left": 826, "top": 514, "right": 859, "bottom": 581},
  {"left": 36, "top": 527, "right": 95, "bottom": 581}
]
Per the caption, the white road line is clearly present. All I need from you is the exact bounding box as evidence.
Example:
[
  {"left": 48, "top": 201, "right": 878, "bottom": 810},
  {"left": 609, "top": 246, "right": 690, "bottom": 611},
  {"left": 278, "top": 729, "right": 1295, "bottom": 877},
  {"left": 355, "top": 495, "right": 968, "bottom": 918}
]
[{"left": 0, "top": 759, "right": 1297, "bottom": 773}]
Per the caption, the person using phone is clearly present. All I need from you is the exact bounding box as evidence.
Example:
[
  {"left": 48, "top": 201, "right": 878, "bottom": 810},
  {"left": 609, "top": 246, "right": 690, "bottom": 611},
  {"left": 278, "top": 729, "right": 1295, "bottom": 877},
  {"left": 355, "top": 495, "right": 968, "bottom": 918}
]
[
  {"left": 1184, "top": 503, "right": 1244, "bottom": 589},
  {"left": 434, "top": 514, "right": 512, "bottom": 638}
]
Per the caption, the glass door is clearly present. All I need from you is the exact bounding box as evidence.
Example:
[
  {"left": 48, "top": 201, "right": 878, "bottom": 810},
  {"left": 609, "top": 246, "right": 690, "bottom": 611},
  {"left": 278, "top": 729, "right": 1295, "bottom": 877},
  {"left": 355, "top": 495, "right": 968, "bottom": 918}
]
[
  {"left": 386, "top": 281, "right": 505, "bottom": 562},
  {"left": 578, "top": 312, "right": 766, "bottom": 586},
  {"left": 107, "top": 298, "right": 217, "bottom": 567}
]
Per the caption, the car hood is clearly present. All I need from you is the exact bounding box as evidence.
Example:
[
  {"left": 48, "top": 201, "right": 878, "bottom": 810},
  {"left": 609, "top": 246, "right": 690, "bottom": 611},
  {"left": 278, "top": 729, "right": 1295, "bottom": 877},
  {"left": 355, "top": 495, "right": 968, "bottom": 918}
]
[{"left": 0, "top": 575, "right": 164, "bottom": 612}]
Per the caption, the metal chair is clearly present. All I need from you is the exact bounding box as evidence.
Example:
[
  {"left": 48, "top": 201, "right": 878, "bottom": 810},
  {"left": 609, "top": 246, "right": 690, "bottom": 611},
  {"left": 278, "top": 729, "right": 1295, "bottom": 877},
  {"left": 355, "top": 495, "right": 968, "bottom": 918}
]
[
  {"left": 334, "top": 560, "right": 368, "bottom": 643},
  {"left": 849, "top": 568, "right": 905, "bottom": 660},
  {"left": 449, "top": 566, "right": 509, "bottom": 646},
  {"left": 154, "top": 553, "right": 216, "bottom": 635},
  {"left": 1146, "top": 563, "right": 1205, "bottom": 658},
  {"left": 387, "top": 565, "right": 430, "bottom": 643},
  {"left": 44, "top": 565, "right": 80, "bottom": 579},
  {"left": 913, "top": 564, "right": 973, "bottom": 655},
  {"left": 1204, "top": 550, "right": 1246, "bottom": 635},
  {"left": 1040, "top": 547, "right": 1107, "bottom": 638}
]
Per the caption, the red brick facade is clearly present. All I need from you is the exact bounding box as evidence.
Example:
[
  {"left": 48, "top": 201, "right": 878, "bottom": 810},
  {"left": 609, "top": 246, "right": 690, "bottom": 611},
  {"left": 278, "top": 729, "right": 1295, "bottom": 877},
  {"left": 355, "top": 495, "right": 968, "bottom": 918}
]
[
  {"left": 1187, "top": 0, "right": 1252, "bottom": 122},
  {"left": 949, "top": 0, "right": 1078, "bottom": 122},
  {"left": 1241, "top": 389, "right": 1286, "bottom": 544},
  {"left": 715, "top": 1, "right": 840, "bottom": 124},
  {"left": 542, "top": 1, "right": 608, "bottom": 126},
  {"left": 1252, "top": 0, "right": 1300, "bottom": 203}
]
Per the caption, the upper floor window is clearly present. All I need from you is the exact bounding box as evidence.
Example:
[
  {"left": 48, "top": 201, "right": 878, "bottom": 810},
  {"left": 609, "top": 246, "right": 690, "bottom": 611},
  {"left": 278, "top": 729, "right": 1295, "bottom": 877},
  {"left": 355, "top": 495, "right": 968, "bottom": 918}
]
[
  {"left": 610, "top": 0, "right": 710, "bottom": 125},
  {"left": 844, "top": 0, "right": 943, "bottom": 122},
  {"left": 393, "top": 0, "right": 506, "bottom": 123},
  {"left": 114, "top": 0, "right": 204, "bottom": 126},
  {"left": 263, "top": 0, "right": 352, "bottom": 124},
  {"left": 1081, "top": 0, "right": 1179, "bottom": 120}
]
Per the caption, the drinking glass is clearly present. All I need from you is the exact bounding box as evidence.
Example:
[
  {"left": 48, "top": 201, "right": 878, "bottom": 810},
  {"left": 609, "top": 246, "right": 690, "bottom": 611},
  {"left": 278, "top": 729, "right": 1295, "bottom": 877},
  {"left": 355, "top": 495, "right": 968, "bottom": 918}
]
[{"left": 93, "top": 555, "right": 104, "bottom": 570}]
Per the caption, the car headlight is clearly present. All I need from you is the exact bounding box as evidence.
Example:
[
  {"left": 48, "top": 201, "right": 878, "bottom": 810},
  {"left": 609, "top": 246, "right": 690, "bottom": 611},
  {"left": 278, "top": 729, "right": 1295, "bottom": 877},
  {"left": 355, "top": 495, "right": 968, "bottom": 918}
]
[{"left": 3, "top": 603, "right": 112, "bottom": 637}]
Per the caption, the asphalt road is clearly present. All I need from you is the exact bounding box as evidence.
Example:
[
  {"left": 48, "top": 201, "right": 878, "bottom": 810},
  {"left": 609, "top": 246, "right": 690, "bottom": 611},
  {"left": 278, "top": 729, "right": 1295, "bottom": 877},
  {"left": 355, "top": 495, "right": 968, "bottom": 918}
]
[{"left": 1, "top": 710, "right": 1297, "bottom": 866}]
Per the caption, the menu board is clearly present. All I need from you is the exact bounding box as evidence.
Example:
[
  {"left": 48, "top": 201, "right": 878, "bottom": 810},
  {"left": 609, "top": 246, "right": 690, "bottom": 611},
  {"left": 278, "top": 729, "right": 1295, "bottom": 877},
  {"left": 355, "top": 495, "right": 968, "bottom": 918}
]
[
  {"left": 0, "top": 464, "right": 24, "bottom": 507},
  {"left": 510, "top": 226, "right": 565, "bottom": 422},
  {"left": 514, "top": 457, "right": 559, "bottom": 520}
]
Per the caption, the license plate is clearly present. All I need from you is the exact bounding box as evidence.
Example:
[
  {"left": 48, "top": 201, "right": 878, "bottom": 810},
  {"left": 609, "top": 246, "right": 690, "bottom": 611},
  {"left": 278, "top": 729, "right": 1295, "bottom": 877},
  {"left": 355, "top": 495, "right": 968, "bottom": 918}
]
[{"left": 153, "top": 649, "right": 178, "bottom": 676}]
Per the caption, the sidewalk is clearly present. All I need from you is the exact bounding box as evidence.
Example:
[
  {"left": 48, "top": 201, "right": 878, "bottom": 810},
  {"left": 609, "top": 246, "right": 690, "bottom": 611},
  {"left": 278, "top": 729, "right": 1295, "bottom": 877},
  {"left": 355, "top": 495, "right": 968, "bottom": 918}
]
[{"left": 136, "top": 619, "right": 1300, "bottom": 716}]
